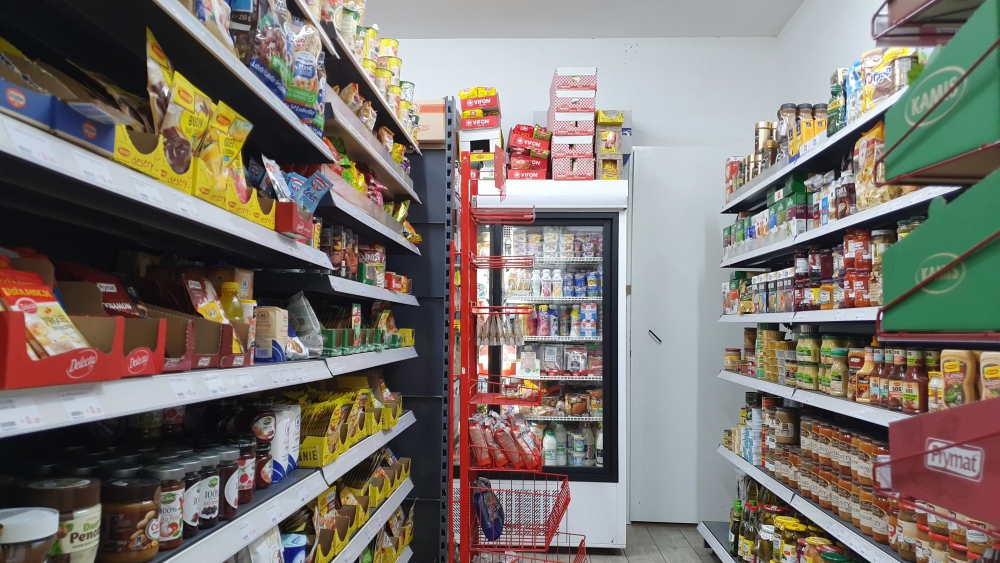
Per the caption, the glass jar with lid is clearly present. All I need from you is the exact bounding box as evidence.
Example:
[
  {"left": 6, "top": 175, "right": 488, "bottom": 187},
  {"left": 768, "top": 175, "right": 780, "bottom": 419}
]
[
  {"left": 17, "top": 478, "right": 101, "bottom": 563},
  {"left": 872, "top": 229, "right": 897, "bottom": 270},
  {"left": 949, "top": 541, "right": 968, "bottom": 563},
  {"left": 212, "top": 447, "right": 240, "bottom": 522},
  {"left": 781, "top": 523, "right": 808, "bottom": 563},
  {"left": 874, "top": 490, "right": 891, "bottom": 545},
  {"left": 965, "top": 518, "right": 999, "bottom": 556},
  {"left": 797, "top": 327, "right": 821, "bottom": 363},
  {"left": 898, "top": 220, "right": 913, "bottom": 239},
  {"left": 758, "top": 524, "right": 776, "bottom": 563},
  {"left": 860, "top": 484, "right": 876, "bottom": 536},
  {"left": 799, "top": 459, "right": 813, "bottom": 498},
  {"left": 804, "top": 537, "right": 832, "bottom": 563},
  {"left": 800, "top": 417, "right": 813, "bottom": 460},
  {"left": 96, "top": 478, "right": 161, "bottom": 563},
  {"left": 798, "top": 362, "right": 819, "bottom": 391},
  {"left": 899, "top": 500, "right": 920, "bottom": 561},
  {"left": 174, "top": 458, "right": 202, "bottom": 540},
  {"left": 142, "top": 464, "right": 185, "bottom": 551},
  {"left": 788, "top": 449, "right": 802, "bottom": 490},
  {"left": 836, "top": 472, "right": 853, "bottom": 522},
  {"left": 930, "top": 532, "right": 950, "bottom": 563},
  {"left": 829, "top": 349, "right": 849, "bottom": 397},
  {"left": 0, "top": 507, "right": 59, "bottom": 563},
  {"left": 775, "top": 407, "right": 799, "bottom": 445}
]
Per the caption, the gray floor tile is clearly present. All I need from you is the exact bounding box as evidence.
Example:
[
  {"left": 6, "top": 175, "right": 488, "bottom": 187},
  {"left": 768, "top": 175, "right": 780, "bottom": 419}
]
[
  {"left": 589, "top": 554, "right": 629, "bottom": 563},
  {"left": 624, "top": 524, "right": 668, "bottom": 563},
  {"left": 644, "top": 524, "right": 691, "bottom": 551},
  {"left": 659, "top": 546, "right": 705, "bottom": 563}
]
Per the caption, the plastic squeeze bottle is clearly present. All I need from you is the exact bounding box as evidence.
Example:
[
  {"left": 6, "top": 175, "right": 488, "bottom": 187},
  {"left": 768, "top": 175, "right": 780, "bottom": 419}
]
[
  {"left": 554, "top": 423, "right": 568, "bottom": 466},
  {"left": 595, "top": 424, "right": 604, "bottom": 467},
  {"left": 531, "top": 270, "right": 542, "bottom": 297},
  {"left": 552, "top": 269, "right": 563, "bottom": 298},
  {"left": 582, "top": 425, "right": 595, "bottom": 466},
  {"left": 542, "top": 431, "right": 557, "bottom": 466}
]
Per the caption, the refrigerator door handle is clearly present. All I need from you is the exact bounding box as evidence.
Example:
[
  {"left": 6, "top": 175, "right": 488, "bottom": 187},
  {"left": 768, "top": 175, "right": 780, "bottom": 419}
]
[{"left": 648, "top": 330, "right": 662, "bottom": 344}]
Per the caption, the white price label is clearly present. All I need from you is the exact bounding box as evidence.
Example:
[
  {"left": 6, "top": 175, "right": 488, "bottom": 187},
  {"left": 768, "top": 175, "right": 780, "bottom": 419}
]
[
  {"left": 59, "top": 389, "right": 104, "bottom": 421},
  {"left": 270, "top": 371, "right": 285, "bottom": 386},
  {"left": 72, "top": 150, "right": 115, "bottom": 189},
  {"left": 793, "top": 391, "right": 813, "bottom": 405},
  {"left": 832, "top": 311, "right": 845, "bottom": 321},
  {"left": 296, "top": 486, "right": 308, "bottom": 505},
  {"left": 204, "top": 375, "right": 228, "bottom": 396},
  {"left": 856, "top": 309, "right": 872, "bottom": 320},
  {"left": 0, "top": 396, "right": 43, "bottom": 433},
  {"left": 175, "top": 195, "right": 201, "bottom": 220},
  {"left": 236, "top": 518, "right": 257, "bottom": 545},
  {"left": 267, "top": 504, "right": 282, "bottom": 525},
  {"left": 237, "top": 372, "right": 258, "bottom": 391},
  {"left": 292, "top": 367, "right": 306, "bottom": 383},
  {"left": 5, "top": 121, "right": 61, "bottom": 169},
  {"left": 168, "top": 377, "right": 198, "bottom": 401},
  {"left": 131, "top": 175, "right": 165, "bottom": 207},
  {"left": 366, "top": 521, "right": 379, "bottom": 541}
]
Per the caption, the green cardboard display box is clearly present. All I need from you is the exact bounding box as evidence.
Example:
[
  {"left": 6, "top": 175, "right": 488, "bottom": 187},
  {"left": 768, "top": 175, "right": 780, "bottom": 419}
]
[
  {"left": 884, "top": 0, "right": 1000, "bottom": 184},
  {"left": 881, "top": 170, "right": 998, "bottom": 332}
]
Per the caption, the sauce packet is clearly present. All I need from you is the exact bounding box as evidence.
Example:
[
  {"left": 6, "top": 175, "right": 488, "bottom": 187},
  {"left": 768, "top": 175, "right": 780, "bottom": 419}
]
[
  {"left": 0, "top": 282, "right": 90, "bottom": 357},
  {"left": 261, "top": 156, "right": 293, "bottom": 201},
  {"left": 198, "top": 101, "right": 253, "bottom": 195},
  {"left": 160, "top": 72, "right": 212, "bottom": 175},
  {"left": 145, "top": 29, "right": 173, "bottom": 134},
  {"left": 299, "top": 172, "right": 332, "bottom": 213}
]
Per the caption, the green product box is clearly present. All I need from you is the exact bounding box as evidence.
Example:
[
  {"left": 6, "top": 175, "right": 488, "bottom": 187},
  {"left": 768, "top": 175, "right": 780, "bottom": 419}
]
[
  {"left": 768, "top": 203, "right": 778, "bottom": 218},
  {"left": 730, "top": 271, "right": 748, "bottom": 281},
  {"left": 882, "top": 167, "right": 1000, "bottom": 331},
  {"left": 785, "top": 192, "right": 809, "bottom": 206},
  {"left": 777, "top": 198, "right": 788, "bottom": 224},
  {"left": 724, "top": 225, "right": 732, "bottom": 238},
  {"left": 885, "top": 0, "right": 1000, "bottom": 184},
  {"left": 784, "top": 173, "right": 807, "bottom": 193},
  {"left": 766, "top": 187, "right": 778, "bottom": 207}
]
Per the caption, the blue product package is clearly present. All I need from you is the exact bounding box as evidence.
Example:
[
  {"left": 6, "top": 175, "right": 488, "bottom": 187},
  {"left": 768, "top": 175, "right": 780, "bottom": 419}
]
[
  {"left": 281, "top": 534, "right": 307, "bottom": 563},
  {"left": 300, "top": 172, "right": 333, "bottom": 213},
  {"left": 846, "top": 60, "right": 863, "bottom": 124},
  {"left": 285, "top": 173, "right": 308, "bottom": 204},
  {"left": 473, "top": 477, "right": 504, "bottom": 541}
]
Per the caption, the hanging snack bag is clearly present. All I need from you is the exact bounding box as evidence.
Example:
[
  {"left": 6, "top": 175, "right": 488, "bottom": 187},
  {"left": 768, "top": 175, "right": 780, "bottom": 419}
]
[
  {"left": 195, "top": 0, "right": 238, "bottom": 55},
  {"left": 468, "top": 416, "right": 492, "bottom": 468},
  {"left": 284, "top": 18, "right": 323, "bottom": 119},
  {"left": 145, "top": 29, "right": 174, "bottom": 133},
  {"left": 160, "top": 72, "right": 212, "bottom": 175},
  {"left": 481, "top": 417, "right": 507, "bottom": 468},
  {"left": 198, "top": 101, "right": 254, "bottom": 196},
  {"left": 249, "top": 0, "right": 294, "bottom": 98}
]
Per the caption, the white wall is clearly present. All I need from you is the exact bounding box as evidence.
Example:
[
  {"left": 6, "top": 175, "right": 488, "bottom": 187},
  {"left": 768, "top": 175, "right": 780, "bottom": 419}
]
[
  {"left": 403, "top": 38, "right": 778, "bottom": 150},
  {"left": 775, "top": 0, "right": 882, "bottom": 104}
]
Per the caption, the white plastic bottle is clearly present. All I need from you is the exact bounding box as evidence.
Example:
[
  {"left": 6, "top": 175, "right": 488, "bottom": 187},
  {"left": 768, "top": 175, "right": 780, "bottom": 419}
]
[
  {"left": 542, "top": 431, "right": 557, "bottom": 466},
  {"left": 554, "top": 422, "right": 568, "bottom": 466},
  {"left": 595, "top": 424, "right": 604, "bottom": 467},
  {"left": 582, "top": 425, "right": 596, "bottom": 466},
  {"left": 531, "top": 270, "right": 542, "bottom": 296},
  {"left": 551, "top": 269, "right": 563, "bottom": 298},
  {"left": 541, "top": 269, "right": 552, "bottom": 297}
]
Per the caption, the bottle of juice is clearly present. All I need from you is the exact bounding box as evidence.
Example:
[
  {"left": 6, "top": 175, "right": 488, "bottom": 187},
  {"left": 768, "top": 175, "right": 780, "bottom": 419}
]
[{"left": 220, "top": 282, "right": 244, "bottom": 353}]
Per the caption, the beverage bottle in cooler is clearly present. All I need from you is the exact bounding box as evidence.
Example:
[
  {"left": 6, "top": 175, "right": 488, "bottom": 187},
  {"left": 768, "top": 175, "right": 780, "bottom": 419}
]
[
  {"left": 598, "top": 305, "right": 603, "bottom": 338},
  {"left": 537, "top": 305, "right": 550, "bottom": 336},
  {"left": 570, "top": 305, "right": 581, "bottom": 336},
  {"left": 551, "top": 269, "right": 563, "bottom": 297},
  {"left": 541, "top": 269, "right": 552, "bottom": 297},
  {"left": 595, "top": 423, "right": 604, "bottom": 467},
  {"left": 542, "top": 431, "right": 557, "bottom": 466},
  {"left": 549, "top": 307, "right": 559, "bottom": 336},
  {"left": 527, "top": 306, "right": 538, "bottom": 336},
  {"left": 597, "top": 264, "right": 603, "bottom": 296},
  {"left": 582, "top": 425, "right": 596, "bottom": 466},
  {"left": 554, "top": 423, "right": 568, "bottom": 465},
  {"left": 531, "top": 269, "right": 541, "bottom": 296},
  {"left": 559, "top": 306, "right": 570, "bottom": 336}
]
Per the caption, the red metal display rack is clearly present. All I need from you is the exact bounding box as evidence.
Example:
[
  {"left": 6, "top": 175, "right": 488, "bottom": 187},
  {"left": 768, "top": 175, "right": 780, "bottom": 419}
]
[
  {"left": 453, "top": 151, "right": 576, "bottom": 563},
  {"left": 871, "top": 0, "right": 980, "bottom": 46}
]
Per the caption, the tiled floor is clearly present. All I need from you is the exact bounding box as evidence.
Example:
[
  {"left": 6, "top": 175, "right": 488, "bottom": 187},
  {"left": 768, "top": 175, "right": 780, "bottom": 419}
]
[{"left": 588, "top": 523, "right": 720, "bottom": 563}]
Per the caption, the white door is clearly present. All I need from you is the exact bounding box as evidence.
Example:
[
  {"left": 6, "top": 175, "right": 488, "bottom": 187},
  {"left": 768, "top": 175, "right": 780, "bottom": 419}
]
[{"left": 627, "top": 147, "right": 746, "bottom": 523}]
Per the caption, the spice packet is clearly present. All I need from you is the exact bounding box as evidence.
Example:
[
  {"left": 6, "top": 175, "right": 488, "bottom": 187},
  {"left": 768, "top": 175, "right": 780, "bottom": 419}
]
[
  {"left": 261, "top": 156, "right": 293, "bottom": 201},
  {"left": 198, "top": 101, "right": 253, "bottom": 193},
  {"left": 160, "top": 72, "right": 212, "bottom": 175},
  {"left": 0, "top": 282, "right": 91, "bottom": 357},
  {"left": 145, "top": 29, "right": 174, "bottom": 133}
]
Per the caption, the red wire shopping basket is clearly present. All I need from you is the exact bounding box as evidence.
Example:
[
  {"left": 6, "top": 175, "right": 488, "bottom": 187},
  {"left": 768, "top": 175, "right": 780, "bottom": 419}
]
[
  {"left": 470, "top": 472, "right": 571, "bottom": 551},
  {"left": 474, "top": 532, "right": 590, "bottom": 563}
]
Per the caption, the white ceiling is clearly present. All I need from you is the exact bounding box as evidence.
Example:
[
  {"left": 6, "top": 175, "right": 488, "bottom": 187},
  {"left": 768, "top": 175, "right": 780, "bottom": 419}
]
[{"left": 362, "top": 0, "right": 807, "bottom": 39}]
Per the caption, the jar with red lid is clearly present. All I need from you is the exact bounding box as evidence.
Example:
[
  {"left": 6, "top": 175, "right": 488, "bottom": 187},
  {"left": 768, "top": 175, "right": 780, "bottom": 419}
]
[
  {"left": 232, "top": 436, "right": 256, "bottom": 505},
  {"left": 819, "top": 250, "right": 833, "bottom": 279},
  {"left": 795, "top": 281, "right": 808, "bottom": 311},
  {"left": 161, "top": 406, "right": 185, "bottom": 443},
  {"left": 250, "top": 400, "right": 276, "bottom": 444},
  {"left": 796, "top": 249, "right": 810, "bottom": 283},
  {"left": 854, "top": 230, "right": 873, "bottom": 270}
]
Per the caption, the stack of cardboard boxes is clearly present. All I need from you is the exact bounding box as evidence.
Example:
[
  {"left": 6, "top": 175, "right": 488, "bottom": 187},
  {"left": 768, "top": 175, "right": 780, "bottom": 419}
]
[
  {"left": 547, "top": 67, "right": 598, "bottom": 180},
  {"left": 596, "top": 111, "right": 625, "bottom": 180},
  {"left": 457, "top": 87, "right": 503, "bottom": 183},
  {"left": 506, "top": 124, "right": 552, "bottom": 180}
]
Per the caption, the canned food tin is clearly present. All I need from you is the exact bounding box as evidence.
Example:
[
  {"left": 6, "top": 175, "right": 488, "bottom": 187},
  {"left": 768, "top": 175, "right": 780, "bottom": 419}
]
[{"left": 380, "top": 37, "right": 399, "bottom": 58}]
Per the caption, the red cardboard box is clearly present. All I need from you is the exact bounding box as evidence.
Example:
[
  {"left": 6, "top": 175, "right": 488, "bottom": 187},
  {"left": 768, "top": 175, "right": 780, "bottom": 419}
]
[
  {"left": 460, "top": 95, "right": 501, "bottom": 113},
  {"left": 508, "top": 132, "right": 550, "bottom": 151},
  {"left": 549, "top": 89, "right": 597, "bottom": 113},
  {"left": 509, "top": 154, "right": 548, "bottom": 170},
  {"left": 461, "top": 115, "right": 501, "bottom": 130},
  {"left": 507, "top": 169, "right": 548, "bottom": 180},
  {"left": 551, "top": 67, "right": 598, "bottom": 90},
  {"left": 551, "top": 136, "right": 595, "bottom": 158},
  {"left": 274, "top": 201, "right": 315, "bottom": 242},
  {"left": 552, "top": 157, "right": 595, "bottom": 180},
  {"left": 548, "top": 109, "right": 596, "bottom": 135}
]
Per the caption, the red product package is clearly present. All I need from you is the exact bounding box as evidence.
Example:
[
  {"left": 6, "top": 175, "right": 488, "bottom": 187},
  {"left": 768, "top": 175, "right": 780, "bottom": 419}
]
[
  {"left": 509, "top": 155, "right": 548, "bottom": 171},
  {"left": 482, "top": 418, "right": 508, "bottom": 468},
  {"left": 468, "top": 416, "right": 492, "bottom": 468},
  {"left": 55, "top": 263, "right": 145, "bottom": 318},
  {"left": 509, "top": 146, "right": 551, "bottom": 160},
  {"left": 491, "top": 415, "right": 524, "bottom": 469},
  {"left": 509, "top": 132, "right": 551, "bottom": 152},
  {"left": 509, "top": 413, "right": 542, "bottom": 470}
]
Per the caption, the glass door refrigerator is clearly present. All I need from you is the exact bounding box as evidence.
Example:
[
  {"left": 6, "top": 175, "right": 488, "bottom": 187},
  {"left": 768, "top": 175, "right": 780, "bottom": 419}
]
[{"left": 472, "top": 181, "right": 628, "bottom": 548}]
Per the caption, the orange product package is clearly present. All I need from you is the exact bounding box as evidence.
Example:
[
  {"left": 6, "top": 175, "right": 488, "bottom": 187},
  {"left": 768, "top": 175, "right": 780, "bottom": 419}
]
[{"left": 0, "top": 281, "right": 90, "bottom": 358}]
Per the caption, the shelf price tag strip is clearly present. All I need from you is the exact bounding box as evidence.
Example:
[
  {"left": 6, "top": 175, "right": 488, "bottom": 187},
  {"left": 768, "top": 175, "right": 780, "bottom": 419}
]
[
  {"left": 0, "top": 396, "right": 42, "bottom": 433},
  {"left": 59, "top": 388, "right": 105, "bottom": 421}
]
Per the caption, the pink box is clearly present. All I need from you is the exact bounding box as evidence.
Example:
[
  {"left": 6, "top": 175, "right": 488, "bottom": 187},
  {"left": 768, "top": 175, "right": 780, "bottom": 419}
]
[
  {"left": 551, "top": 67, "right": 598, "bottom": 90},
  {"left": 552, "top": 157, "right": 595, "bottom": 180},
  {"left": 548, "top": 109, "right": 596, "bottom": 135},
  {"left": 551, "top": 137, "right": 594, "bottom": 158},
  {"left": 549, "top": 90, "right": 596, "bottom": 112}
]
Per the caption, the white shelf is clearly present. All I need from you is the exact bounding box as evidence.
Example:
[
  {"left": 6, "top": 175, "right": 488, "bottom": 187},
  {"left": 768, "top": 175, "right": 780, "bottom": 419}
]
[
  {"left": 327, "top": 188, "right": 420, "bottom": 255},
  {"left": 717, "top": 445, "right": 795, "bottom": 504},
  {"left": 255, "top": 273, "right": 420, "bottom": 305},
  {"left": 151, "top": 0, "right": 333, "bottom": 162},
  {"left": 718, "top": 307, "right": 881, "bottom": 324},
  {"left": 524, "top": 415, "right": 603, "bottom": 422},
  {"left": 396, "top": 546, "right": 413, "bottom": 563},
  {"left": 152, "top": 468, "right": 330, "bottom": 563},
  {"left": 325, "top": 92, "right": 420, "bottom": 202},
  {"left": 321, "top": 411, "right": 416, "bottom": 482},
  {"left": 326, "top": 347, "right": 419, "bottom": 377},
  {"left": 716, "top": 370, "right": 911, "bottom": 427},
  {"left": 522, "top": 336, "right": 602, "bottom": 343},
  {"left": 717, "top": 445, "right": 904, "bottom": 563},
  {"left": 505, "top": 296, "right": 601, "bottom": 304},
  {"left": 721, "top": 186, "right": 960, "bottom": 267},
  {"left": 332, "top": 479, "right": 415, "bottom": 563},
  {"left": 523, "top": 375, "right": 604, "bottom": 382},
  {"left": 697, "top": 521, "right": 738, "bottom": 563},
  {"left": 0, "top": 114, "right": 332, "bottom": 270},
  {"left": 0, "top": 348, "right": 419, "bottom": 439},
  {"left": 475, "top": 180, "right": 629, "bottom": 210},
  {"left": 721, "top": 90, "right": 907, "bottom": 214},
  {"left": 532, "top": 257, "right": 603, "bottom": 265}
]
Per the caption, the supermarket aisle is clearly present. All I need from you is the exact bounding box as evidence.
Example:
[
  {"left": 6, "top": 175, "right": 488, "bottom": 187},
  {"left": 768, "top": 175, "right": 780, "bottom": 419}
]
[{"left": 591, "top": 524, "right": 718, "bottom": 563}]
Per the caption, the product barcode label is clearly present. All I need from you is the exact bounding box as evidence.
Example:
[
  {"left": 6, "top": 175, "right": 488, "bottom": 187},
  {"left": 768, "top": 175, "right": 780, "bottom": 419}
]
[
  {"left": 59, "top": 389, "right": 104, "bottom": 421},
  {"left": 5, "top": 121, "right": 61, "bottom": 169},
  {"left": 236, "top": 518, "right": 257, "bottom": 544},
  {"left": 72, "top": 150, "right": 115, "bottom": 189},
  {"left": 0, "top": 397, "right": 43, "bottom": 433},
  {"left": 131, "top": 175, "right": 165, "bottom": 207},
  {"left": 237, "top": 372, "right": 257, "bottom": 391},
  {"left": 168, "top": 377, "right": 198, "bottom": 401},
  {"left": 855, "top": 309, "right": 872, "bottom": 320}
]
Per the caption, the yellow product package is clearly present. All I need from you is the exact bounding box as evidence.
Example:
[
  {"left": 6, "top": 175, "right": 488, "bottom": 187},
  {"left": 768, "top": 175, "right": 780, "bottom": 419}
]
[
  {"left": 0, "top": 282, "right": 90, "bottom": 357},
  {"left": 853, "top": 122, "right": 900, "bottom": 210},
  {"left": 160, "top": 72, "right": 212, "bottom": 176},
  {"left": 861, "top": 47, "right": 914, "bottom": 113},
  {"left": 198, "top": 101, "right": 253, "bottom": 199},
  {"left": 145, "top": 29, "right": 174, "bottom": 133}
]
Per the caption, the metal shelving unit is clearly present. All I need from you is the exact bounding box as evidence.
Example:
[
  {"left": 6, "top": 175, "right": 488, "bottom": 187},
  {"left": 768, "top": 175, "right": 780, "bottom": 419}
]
[
  {"left": 697, "top": 521, "right": 738, "bottom": 563},
  {"left": 331, "top": 480, "right": 416, "bottom": 563},
  {"left": 716, "top": 371, "right": 911, "bottom": 426},
  {"left": 324, "top": 188, "right": 421, "bottom": 255},
  {"left": 256, "top": 272, "right": 420, "bottom": 306},
  {"left": 718, "top": 307, "right": 881, "bottom": 324}
]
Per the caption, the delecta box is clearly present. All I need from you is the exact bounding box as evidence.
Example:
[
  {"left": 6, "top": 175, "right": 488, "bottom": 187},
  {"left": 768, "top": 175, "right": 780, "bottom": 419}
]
[
  {"left": 884, "top": 0, "right": 1000, "bottom": 184},
  {"left": 882, "top": 167, "right": 1000, "bottom": 332}
]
